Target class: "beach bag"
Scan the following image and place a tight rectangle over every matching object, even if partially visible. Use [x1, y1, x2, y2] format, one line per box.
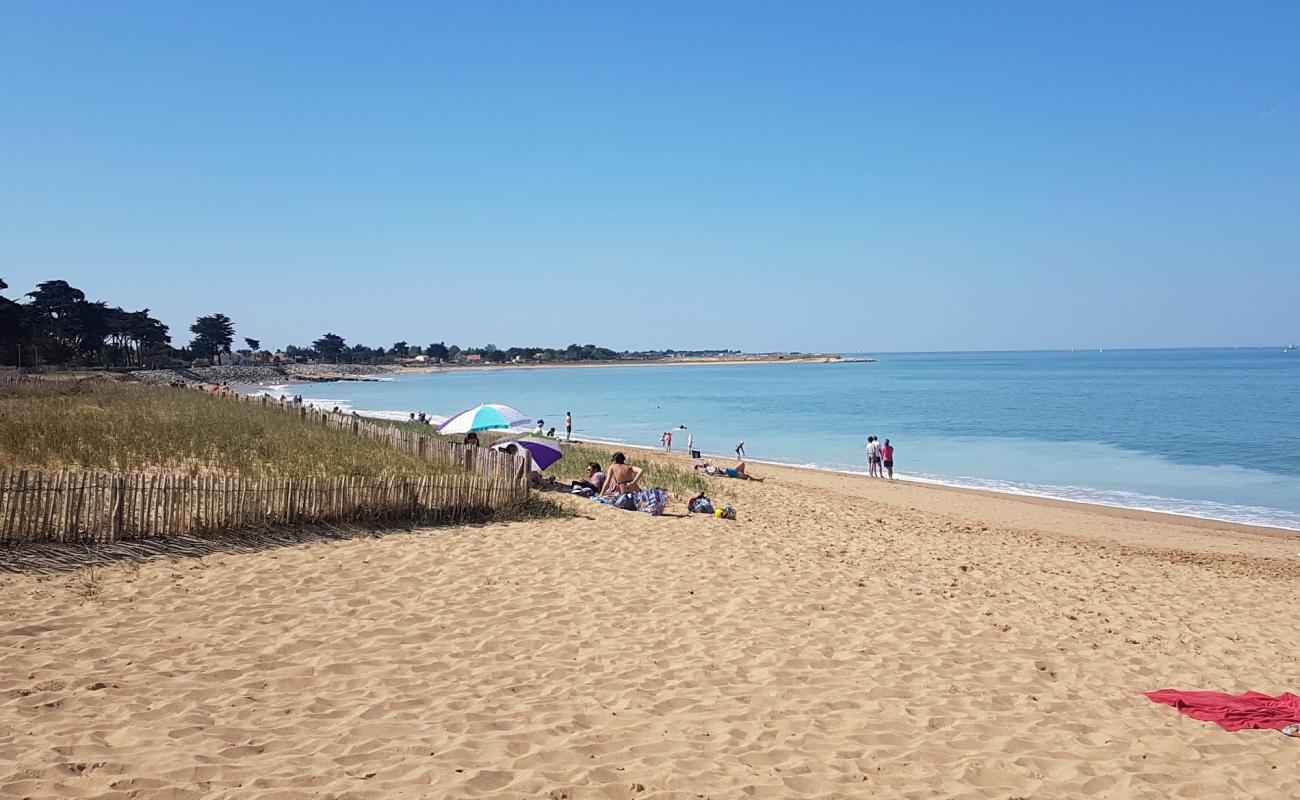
[612, 492, 639, 511]
[689, 496, 714, 514]
[638, 488, 669, 516]
[714, 505, 736, 520]
[690, 449, 702, 459]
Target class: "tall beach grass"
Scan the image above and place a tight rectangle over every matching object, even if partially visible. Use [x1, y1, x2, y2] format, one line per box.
[0, 380, 460, 478]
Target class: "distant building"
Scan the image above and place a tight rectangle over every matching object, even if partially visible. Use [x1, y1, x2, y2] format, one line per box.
[466, 354, 482, 363]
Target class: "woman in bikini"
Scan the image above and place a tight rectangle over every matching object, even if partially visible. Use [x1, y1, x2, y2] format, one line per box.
[600, 452, 643, 496]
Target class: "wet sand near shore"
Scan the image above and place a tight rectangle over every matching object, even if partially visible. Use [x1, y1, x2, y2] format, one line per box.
[2, 457, 1297, 798]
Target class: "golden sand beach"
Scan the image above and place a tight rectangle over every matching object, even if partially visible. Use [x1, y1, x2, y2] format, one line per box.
[2, 454, 1298, 798]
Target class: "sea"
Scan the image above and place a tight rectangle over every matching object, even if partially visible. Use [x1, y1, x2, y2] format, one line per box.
[265, 348, 1300, 531]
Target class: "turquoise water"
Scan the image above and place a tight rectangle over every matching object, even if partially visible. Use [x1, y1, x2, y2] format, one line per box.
[275, 349, 1300, 530]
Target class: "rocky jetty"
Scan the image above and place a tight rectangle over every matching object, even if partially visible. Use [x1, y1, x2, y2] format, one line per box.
[130, 363, 404, 387]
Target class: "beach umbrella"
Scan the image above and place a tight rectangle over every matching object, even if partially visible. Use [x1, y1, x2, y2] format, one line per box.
[492, 436, 564, 471]
[436, 403, 530, 434]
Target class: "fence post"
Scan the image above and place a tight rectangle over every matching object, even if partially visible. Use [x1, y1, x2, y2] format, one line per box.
[109, 475, 125, 541]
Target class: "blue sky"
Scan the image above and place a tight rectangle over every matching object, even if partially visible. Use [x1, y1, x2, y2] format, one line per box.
[2, 1, 1297, 353]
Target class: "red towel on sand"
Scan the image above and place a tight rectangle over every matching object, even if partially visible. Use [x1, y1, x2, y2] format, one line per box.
[1145, 690, 1300, 731]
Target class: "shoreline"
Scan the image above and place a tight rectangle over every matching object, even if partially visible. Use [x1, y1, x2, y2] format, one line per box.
[396, 354, 868, 374]
[567, 435, 1300, 537]
[228, 378, 1300, 536]
[127, 355, 870, 388]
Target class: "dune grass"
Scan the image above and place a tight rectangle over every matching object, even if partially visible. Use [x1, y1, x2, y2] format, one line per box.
[0, 379, 462, 478]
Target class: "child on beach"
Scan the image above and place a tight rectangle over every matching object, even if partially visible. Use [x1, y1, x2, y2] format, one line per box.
[735, 440, 745, 458]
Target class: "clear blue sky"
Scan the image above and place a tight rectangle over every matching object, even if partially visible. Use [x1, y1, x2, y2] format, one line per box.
[2, 1, 1297, 353]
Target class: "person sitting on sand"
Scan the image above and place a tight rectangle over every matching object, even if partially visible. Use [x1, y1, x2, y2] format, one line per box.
[694, 460, 765, 481]
[600, 452, 643, 496]
[570, 462, 605, 494]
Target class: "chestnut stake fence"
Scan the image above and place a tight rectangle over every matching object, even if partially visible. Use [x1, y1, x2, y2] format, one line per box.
[0, 392, 532, 544]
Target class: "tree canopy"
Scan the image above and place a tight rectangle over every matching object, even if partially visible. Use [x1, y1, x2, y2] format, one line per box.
[189, 314, 236, 362]
[1, 276, 678, 370]
[1, 278, 174, 368]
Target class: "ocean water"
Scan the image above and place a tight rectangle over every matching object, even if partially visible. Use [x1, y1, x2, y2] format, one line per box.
[273, 349, 1300, 530]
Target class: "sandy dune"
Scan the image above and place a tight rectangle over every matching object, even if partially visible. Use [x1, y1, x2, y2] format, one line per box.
[2, 460, 1298, 798]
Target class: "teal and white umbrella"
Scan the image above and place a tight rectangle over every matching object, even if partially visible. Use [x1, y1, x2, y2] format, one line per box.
[437, 403, 530, 434]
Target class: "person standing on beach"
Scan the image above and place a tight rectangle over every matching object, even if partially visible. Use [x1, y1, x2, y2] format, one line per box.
[866, 436, 880, 477]
[881, 438, 895, 479]
[687, 432, 695, 454]
[736, 440, 745, 458]
[665, 431, 673, 452]
[565, 411, 573, 441]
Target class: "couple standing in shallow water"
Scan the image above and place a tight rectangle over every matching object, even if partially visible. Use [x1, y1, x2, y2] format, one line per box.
[866, 436, 894, 479]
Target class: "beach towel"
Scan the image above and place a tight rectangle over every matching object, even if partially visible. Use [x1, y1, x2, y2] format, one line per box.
[638, 488, 669, 516]
[1144, 690, 1300, 731]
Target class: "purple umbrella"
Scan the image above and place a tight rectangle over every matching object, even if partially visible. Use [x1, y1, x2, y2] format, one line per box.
[491, 436, 564, 471]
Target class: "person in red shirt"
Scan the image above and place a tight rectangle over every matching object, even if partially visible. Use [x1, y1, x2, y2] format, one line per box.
[881, 439, 895, 479]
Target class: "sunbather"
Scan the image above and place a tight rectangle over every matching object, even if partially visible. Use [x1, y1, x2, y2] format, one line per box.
[694, 460, 765, 481]
[600, 452, 643, 496]
[570, 462, 606, 494]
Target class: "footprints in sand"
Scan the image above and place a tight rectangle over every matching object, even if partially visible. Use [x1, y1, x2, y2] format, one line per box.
[2, 471, 1299, 798]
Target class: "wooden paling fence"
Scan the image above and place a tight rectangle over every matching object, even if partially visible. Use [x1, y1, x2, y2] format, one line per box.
[0, 469, 527, 544]
[0, 389, 532, 544]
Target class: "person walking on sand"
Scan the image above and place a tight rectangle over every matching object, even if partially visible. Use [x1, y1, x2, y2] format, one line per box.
[881, 438, 895, 479]
[735, 440, 745, 458]
[866, 436, 881, 477]
[564, 411, 573, 441]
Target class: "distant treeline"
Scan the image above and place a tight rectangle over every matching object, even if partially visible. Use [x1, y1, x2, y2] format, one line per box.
[0, 277, 734, 369]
